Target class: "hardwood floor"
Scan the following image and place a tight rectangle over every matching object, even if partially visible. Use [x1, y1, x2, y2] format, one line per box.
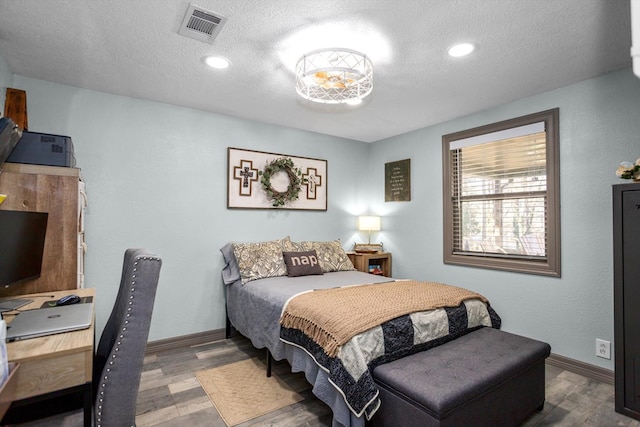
[7, 335, 640, 427]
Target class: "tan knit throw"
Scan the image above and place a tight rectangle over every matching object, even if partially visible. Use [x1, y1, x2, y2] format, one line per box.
[280, 280, 488, 357]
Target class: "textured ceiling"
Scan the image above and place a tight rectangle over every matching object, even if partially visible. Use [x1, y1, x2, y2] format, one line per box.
[0, 0, 633, 142]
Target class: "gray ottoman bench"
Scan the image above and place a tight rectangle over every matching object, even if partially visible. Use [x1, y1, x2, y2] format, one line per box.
[370, 327, 550, 427]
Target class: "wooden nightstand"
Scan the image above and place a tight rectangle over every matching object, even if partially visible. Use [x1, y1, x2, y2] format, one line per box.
[348, 252, 392, 277]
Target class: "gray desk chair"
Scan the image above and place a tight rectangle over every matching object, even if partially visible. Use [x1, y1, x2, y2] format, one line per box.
[93, 249, 162, 427]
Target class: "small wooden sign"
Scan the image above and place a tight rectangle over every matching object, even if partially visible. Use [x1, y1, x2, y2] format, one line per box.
[4, 88, 28, 131]
[385, 159, 411, 202]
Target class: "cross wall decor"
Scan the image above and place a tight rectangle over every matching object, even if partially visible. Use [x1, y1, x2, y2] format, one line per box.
[227, 147, 327, 210]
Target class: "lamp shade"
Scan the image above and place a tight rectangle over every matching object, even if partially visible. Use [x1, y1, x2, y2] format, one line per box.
[358, 216, 381, 232]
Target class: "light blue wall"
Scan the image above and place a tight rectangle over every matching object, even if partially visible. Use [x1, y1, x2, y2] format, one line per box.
[369, 68, 640, 370]
[0, 53, 13, 110]
[11, 75, 373, 342]
[6, 62, 640, 370]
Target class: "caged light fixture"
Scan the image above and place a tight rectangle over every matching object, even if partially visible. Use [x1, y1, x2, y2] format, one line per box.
[295, 48, 373, 105]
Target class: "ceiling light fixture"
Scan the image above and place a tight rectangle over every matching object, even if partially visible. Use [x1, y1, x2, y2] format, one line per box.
[205, 56, 230, 69]
[295, 48, 373, 105]
[448, 43, 475, 58]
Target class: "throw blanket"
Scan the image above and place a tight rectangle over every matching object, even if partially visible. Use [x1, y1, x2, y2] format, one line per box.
[280, 280, 501, 419]
[280, 280, 487, 358]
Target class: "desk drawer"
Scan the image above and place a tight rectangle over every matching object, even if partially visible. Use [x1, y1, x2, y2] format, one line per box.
[15, 351, 90, 400]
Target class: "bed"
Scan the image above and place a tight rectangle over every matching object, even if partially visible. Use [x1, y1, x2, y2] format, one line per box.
[221, 237, 501, 427]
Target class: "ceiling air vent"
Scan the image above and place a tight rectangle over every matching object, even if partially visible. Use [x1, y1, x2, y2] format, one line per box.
[178, 4, 227, 44]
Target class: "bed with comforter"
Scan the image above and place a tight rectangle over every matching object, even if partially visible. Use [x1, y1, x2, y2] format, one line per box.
[221, 237, 501, 427]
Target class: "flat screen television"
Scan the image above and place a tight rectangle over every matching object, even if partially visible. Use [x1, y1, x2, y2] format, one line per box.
[0, 210, 48, 310]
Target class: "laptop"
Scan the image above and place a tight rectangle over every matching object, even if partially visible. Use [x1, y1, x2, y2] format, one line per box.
[5, 303, 93, 342]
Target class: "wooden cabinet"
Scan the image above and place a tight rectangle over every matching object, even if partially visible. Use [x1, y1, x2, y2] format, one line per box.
[0, 163, 86, 295]
[613, 182, 640, 421]
[348, 252, 392, 277]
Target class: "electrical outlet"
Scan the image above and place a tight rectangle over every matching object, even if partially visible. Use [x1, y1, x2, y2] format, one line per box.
[596, 339, 611, 359]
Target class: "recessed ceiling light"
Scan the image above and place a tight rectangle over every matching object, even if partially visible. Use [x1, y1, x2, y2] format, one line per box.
[205, 56, 231, 69]
[448, 43, 475, 58]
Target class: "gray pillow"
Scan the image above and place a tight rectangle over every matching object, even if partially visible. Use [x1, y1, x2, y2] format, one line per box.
[220, 243, 241, 285]
[283, 250, 324, 277]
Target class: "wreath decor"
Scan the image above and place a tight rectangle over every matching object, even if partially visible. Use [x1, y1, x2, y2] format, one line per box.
[259, 157, 305, 207]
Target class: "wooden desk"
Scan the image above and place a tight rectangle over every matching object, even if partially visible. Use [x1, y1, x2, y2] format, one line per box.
[3, 288, 94, 426]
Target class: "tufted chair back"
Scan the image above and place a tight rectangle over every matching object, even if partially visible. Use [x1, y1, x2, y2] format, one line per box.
[93, 249, 162, 427]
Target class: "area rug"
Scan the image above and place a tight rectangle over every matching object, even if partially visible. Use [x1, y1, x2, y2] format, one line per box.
[196, 358, 304, 426]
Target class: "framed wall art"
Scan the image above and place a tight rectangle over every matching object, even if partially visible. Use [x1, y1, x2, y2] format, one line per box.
[227, 147, 327, 210]
[385, 158, 411, 202]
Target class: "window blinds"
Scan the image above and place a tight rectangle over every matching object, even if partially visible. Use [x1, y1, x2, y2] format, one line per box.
[450, 126, 548, 259]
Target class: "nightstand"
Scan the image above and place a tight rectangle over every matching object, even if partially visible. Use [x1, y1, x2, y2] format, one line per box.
[347, 252, 392, 277]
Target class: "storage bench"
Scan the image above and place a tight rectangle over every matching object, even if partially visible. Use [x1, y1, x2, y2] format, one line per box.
[370, 327, 550, 427]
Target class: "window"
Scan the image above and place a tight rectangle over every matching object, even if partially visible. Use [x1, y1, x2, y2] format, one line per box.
[442, 108, 560, 276]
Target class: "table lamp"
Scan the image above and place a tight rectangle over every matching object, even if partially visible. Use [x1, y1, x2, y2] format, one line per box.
[358, 216, 381, 244]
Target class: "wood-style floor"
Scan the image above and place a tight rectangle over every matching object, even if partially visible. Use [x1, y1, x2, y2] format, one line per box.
[7, 335, 640, 427]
